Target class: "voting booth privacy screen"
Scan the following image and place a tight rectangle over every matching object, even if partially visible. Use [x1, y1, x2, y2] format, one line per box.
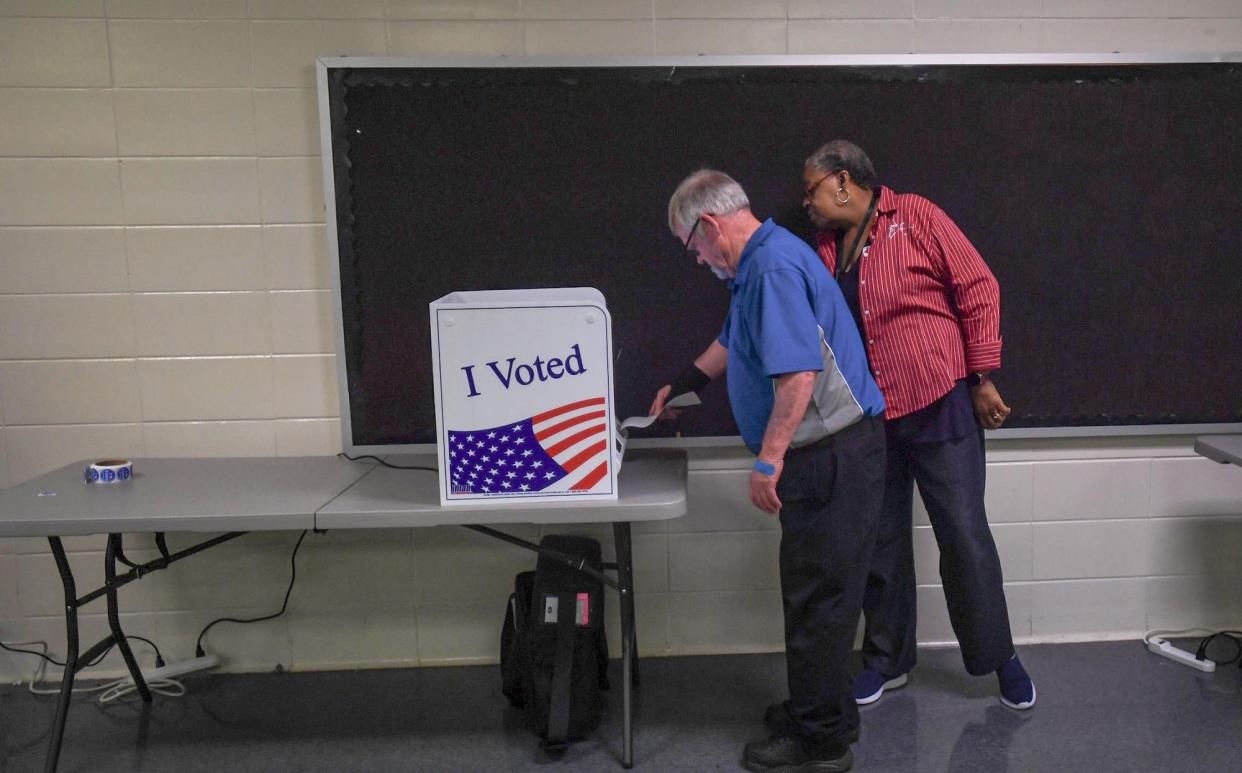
[429, 288, 619, 505]
[320, 57, 1242, 452]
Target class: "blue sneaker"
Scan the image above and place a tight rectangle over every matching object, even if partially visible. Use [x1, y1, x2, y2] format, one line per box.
[852, 670, 908, 705]
[997, 655, 1036, 710]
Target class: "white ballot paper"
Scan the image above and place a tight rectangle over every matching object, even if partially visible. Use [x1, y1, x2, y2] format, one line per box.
[613, 391, 702, 468]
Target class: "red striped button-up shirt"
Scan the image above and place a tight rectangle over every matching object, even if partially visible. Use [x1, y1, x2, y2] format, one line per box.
[815, 186, 1002, 420]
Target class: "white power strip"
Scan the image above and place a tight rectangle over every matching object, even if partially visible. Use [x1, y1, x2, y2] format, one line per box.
[128, 654, 221, 685]
[1146, 637, 1216, 673]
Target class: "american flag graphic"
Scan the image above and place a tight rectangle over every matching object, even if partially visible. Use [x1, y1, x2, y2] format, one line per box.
[447, 396, 611, 495]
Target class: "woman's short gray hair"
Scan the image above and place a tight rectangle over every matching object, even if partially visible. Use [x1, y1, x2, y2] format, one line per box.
[667, 169, 751, 234]
[805, 139, 878, 189]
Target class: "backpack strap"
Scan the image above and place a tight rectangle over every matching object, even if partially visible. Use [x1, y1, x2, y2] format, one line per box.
[543, 591, 577, 750]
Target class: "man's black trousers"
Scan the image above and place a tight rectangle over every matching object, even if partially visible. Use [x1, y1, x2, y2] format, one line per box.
[776, 414, 886, 750]
[862, 426, 1015, 677]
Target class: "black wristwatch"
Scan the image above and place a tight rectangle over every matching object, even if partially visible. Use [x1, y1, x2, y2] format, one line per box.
[967, 372, 989, 388]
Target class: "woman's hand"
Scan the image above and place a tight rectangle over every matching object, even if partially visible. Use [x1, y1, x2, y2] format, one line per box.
[972, 381, 1011, 429]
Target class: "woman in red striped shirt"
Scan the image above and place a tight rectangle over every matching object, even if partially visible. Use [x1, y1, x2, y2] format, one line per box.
[801, 139, 1035, 710]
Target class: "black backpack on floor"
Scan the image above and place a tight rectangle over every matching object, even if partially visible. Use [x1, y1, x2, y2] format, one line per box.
[501, 534, 610, 751]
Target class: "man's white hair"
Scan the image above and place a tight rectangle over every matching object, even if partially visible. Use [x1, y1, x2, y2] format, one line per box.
[667, 169, 750, 234]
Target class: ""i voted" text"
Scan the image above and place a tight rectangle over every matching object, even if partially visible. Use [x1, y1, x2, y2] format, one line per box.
[461, 343, 587, 397]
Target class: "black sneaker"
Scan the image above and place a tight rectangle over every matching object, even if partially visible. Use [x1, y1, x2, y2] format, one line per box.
[742, 734, 853, 773]
[762, 702, 859, 745]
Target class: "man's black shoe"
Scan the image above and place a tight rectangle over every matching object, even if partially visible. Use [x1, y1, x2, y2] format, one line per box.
[762, 703, 859, 745]
[741, 734, 853, 773]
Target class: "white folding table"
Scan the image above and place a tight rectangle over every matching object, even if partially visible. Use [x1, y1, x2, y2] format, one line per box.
[318, 450, 687, 768]
[0, 450, 687, 772]
[1194, 435, 1242, 467]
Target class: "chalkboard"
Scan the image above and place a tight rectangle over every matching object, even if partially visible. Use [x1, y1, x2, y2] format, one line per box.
[320, 57, 1242, 450]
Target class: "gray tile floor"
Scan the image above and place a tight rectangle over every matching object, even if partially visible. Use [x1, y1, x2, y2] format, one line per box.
[2, 640, 1240, 772]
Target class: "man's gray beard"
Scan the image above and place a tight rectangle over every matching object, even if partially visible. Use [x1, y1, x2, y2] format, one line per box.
[710, 265, 732, 280]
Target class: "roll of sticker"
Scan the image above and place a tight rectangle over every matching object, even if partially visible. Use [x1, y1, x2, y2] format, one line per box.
[84, 459, 134, 484]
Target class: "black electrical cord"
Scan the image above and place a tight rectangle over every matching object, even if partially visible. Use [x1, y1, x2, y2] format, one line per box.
[0, 634, 162, 669]
[194, 529, 308, 658]
[1195, 630, 1242, 667]
[124, 635, 165, 667]
[337, 451, 437, 472]
[0, 640, 98, 668]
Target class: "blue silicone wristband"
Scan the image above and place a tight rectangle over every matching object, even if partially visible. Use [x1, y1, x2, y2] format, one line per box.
[753, 459, 777, 476]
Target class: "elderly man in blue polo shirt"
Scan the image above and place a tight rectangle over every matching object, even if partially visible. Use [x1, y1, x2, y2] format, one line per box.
[650, 169, 887, 773]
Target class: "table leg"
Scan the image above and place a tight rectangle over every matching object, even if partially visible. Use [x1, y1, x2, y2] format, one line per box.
[611, 521, 639, 682]
[612, 521, 636, 768]
[105, 534, 151, 702]
[46, 537, 79, 773]
[39, 530, 247, 772]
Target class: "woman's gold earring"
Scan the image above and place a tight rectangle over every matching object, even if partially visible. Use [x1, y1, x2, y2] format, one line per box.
[834, 187, 850, 206]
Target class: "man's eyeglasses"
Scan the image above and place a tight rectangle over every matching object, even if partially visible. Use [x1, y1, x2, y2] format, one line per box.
[682, 216, 702, 258]
[803, 172, 834, 201]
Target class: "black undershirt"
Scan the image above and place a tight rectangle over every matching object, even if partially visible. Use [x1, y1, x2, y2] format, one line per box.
[835, 240, 869, 359]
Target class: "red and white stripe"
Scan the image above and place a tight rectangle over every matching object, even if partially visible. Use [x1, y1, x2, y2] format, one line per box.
[532, 396, 611, 492]
[815, 186, 1003, 419]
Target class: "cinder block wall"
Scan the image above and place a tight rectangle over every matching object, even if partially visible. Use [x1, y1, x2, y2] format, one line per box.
[2, 0, 1241, 682]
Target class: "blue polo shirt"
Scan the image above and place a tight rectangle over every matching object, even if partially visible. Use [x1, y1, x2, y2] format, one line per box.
[718, 219, 885, 453]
